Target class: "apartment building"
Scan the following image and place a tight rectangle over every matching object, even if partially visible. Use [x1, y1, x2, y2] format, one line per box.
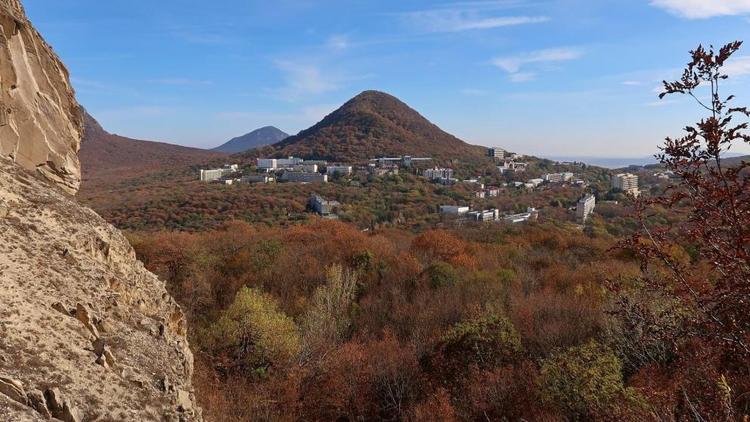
[424, 167, 454, 180]
[257, 158, 278, 170]
[504, 207, 539, 224]
[439, 205, 470, 215]
[543, 172, 574, 183]
[498, 161, 527, 174]
[309, 194, 340, 216]
[241, 175, 274, 184]
[576, 194, 596, 223]
[611, 173, 640, 196]
[467, 209, 499, 222]
[199, 164, 239, 182]
[488, 147, 506, 160]
[327, 165, 353, 176]
[280, 172, 328, 183]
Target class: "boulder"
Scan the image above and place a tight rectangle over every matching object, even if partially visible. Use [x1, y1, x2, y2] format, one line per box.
[0, 376, 26, 404]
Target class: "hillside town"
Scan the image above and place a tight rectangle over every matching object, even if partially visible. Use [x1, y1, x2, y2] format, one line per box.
[195, 145, 645, 227]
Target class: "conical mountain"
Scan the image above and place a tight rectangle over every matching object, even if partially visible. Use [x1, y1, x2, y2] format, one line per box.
[213, 126, 289, 153]
[271, 90, 486, 162]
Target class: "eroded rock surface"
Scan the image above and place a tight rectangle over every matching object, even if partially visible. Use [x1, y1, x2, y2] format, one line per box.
[0, 1, 201, 419]
[0, 0, 83, 194]
[0, 158, 201, 420]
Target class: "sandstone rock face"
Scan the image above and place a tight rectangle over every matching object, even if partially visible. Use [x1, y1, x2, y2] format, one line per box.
[0, 0, 83, 194]
[0, 1, 201, 419]
[0, 158, 202, 421]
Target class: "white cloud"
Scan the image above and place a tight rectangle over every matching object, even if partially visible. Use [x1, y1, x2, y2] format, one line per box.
[651, 0, 750, 19]
[271, 61, 340, 101]
[327, 35, 350, 51]
[492, 48, 583, 81]
[509, 72, 536, 82]
[622, 80, 642, 86]
[402, 2, 548, 33]
[493, 48, 582, 73]
[724, 55, 750, 77]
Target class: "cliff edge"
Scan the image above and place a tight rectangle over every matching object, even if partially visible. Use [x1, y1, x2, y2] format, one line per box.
[0, 0, 82, 194]
[0, 1, 201, 420]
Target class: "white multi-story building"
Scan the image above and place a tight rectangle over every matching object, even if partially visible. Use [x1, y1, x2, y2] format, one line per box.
[200, 169, 225, 182]
[369, 163, 400, 176]
[440, 205, 470, 215]
[257, 158, 278, 170]
[488, 147, 506, 160]
[327, 165, 353, 176]
[528, 178, 544, 187]
[309, 194, 340, 215]
[278, 156, 305, 167]
[199, 164, 239, 182]
[241, 175, 274, 184]
[504, 207, 539, 224]
[576, 194, 596, 223]
[302, 164, 319, 173]
[498, 161, 527, 174]
[611, 173, 640, 196]
[468, 209, 499, 222]
[543, 172, 574, 183]
[424, 167, 454, 181]
[280, 172, 327, 183]
[437, 177, 458, 185]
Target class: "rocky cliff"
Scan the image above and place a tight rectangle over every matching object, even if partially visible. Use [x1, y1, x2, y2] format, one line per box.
[0, 1, 201, 420]
[0, 0, 82, 194]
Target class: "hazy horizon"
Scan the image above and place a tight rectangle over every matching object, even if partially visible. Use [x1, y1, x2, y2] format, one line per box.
[26, 0, 750, 157]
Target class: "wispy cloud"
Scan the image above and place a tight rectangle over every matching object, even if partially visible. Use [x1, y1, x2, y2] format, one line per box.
[650, 0, 750, 19]
[269, 58, 374, 102]
[509, 72, 536, 82]
[622, 80, 642, 86]
[492, 48, 583, 82]
[402, 1, 548, 33]
[271, 61, 340, 101]
[724, 55, 750, 77]
[327, 34, 350, 51]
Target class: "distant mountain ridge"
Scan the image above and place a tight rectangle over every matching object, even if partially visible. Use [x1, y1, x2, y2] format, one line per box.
[213, 126, 289, 153]
[546, 152, 749, 169]
[254, 90, 487, 163]
[79, 111, 226, 190]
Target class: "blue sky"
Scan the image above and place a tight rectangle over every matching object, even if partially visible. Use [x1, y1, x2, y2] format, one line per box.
[24, 0, 750, 157]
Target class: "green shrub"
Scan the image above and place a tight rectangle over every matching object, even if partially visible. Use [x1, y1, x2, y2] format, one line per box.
[207, 287, 300, 375]
[439, 314, 522, 367]
[539, 340, 630, 418]
[426, 261, 459, 289]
